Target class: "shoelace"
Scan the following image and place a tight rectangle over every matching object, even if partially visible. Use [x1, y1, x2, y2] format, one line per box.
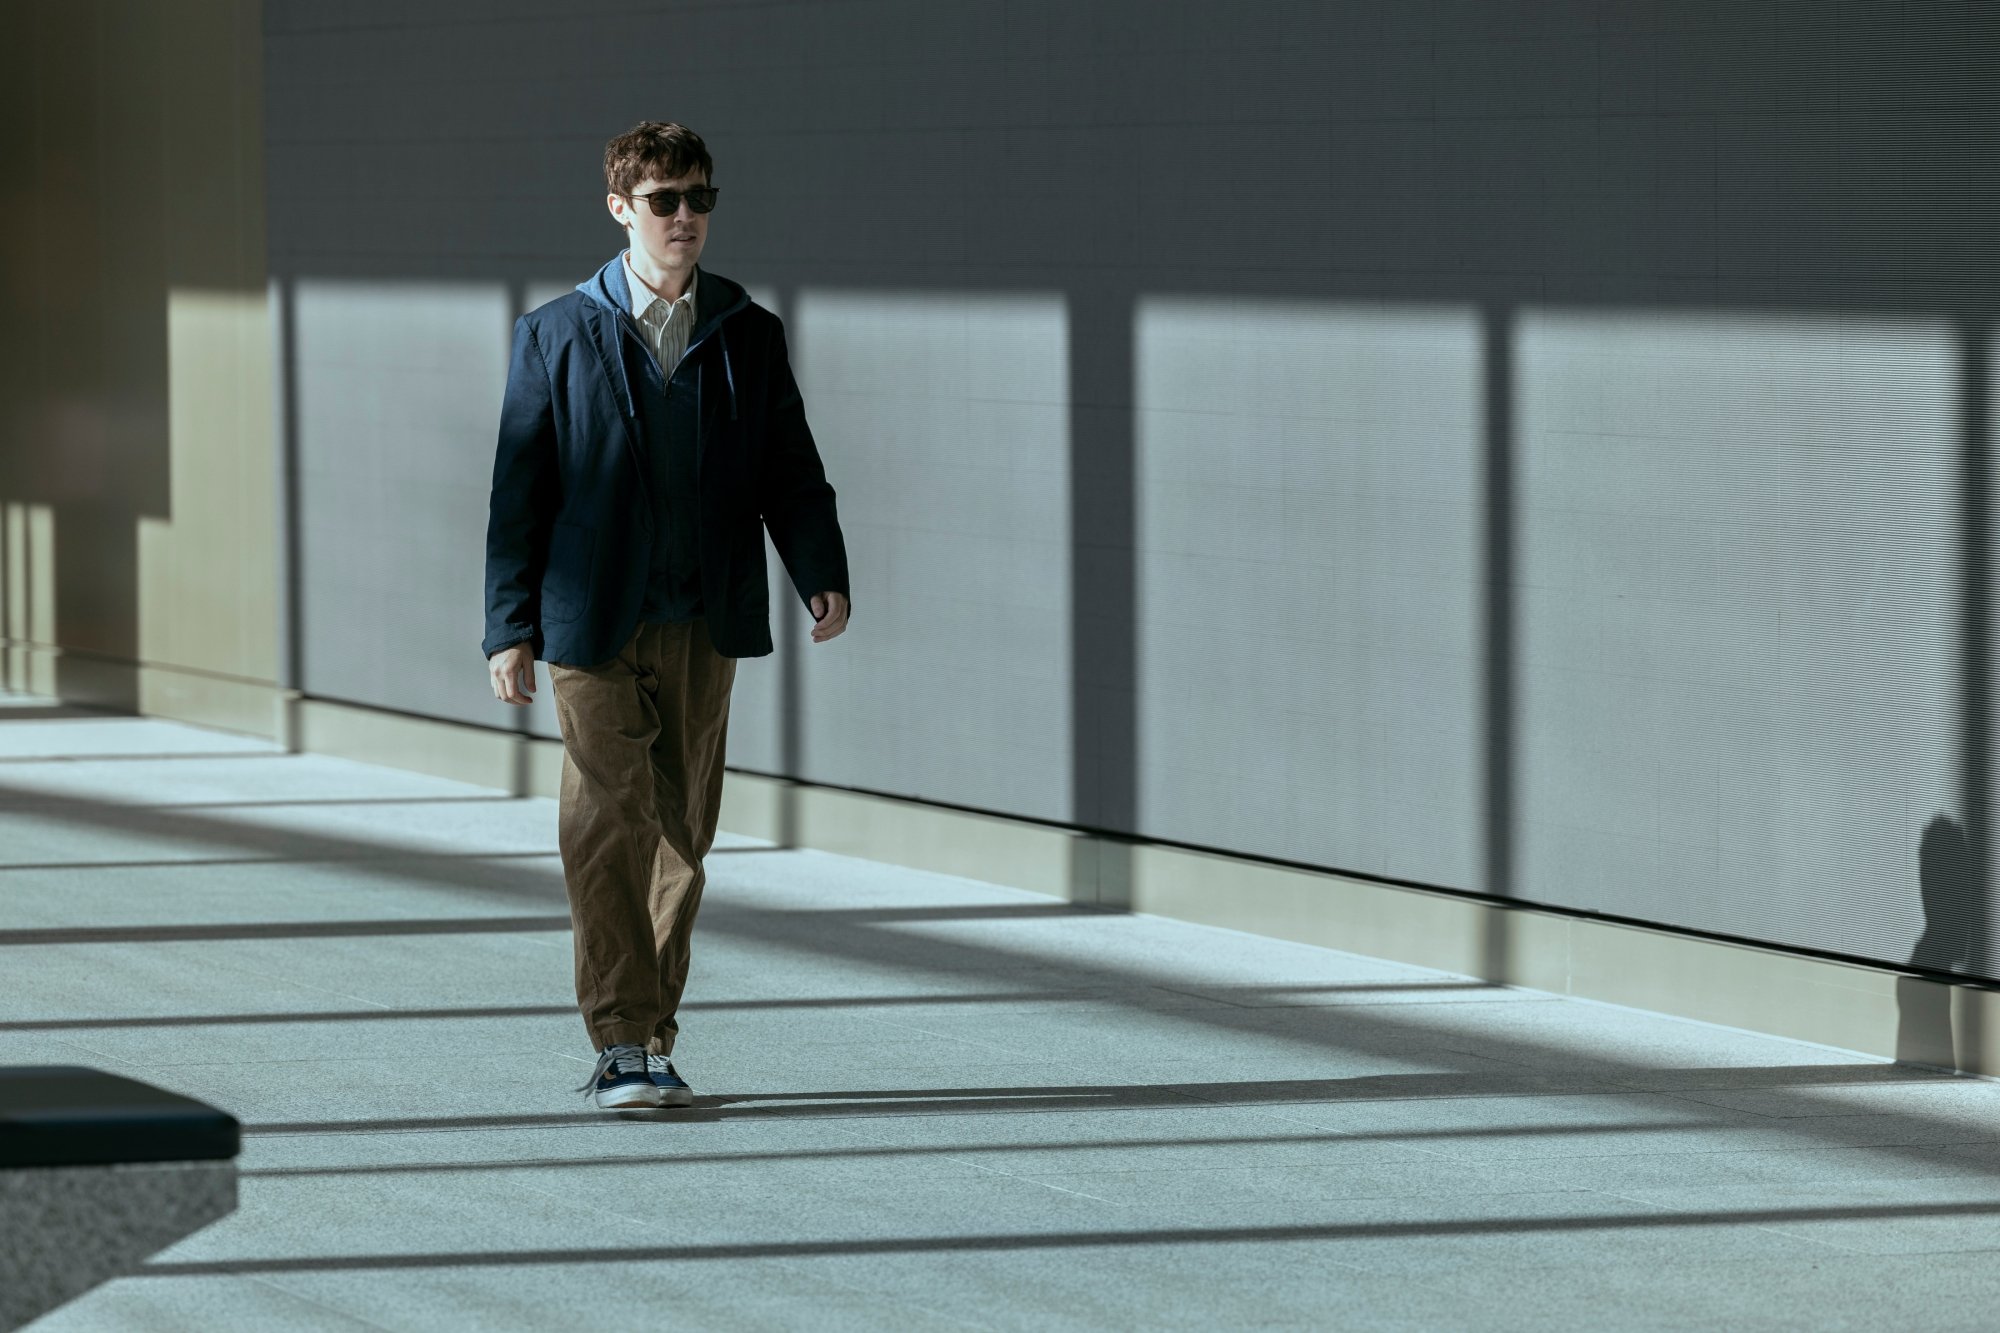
[576, 1044, 649, 1095]
[646, 1053, 678, 1080]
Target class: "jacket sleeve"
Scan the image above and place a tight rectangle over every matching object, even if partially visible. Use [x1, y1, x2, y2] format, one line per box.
[481, 316, 559, 659]
[757, 315, 852, 612]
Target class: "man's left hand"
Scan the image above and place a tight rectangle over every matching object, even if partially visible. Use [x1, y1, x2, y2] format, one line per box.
[809, 591, 849, 643]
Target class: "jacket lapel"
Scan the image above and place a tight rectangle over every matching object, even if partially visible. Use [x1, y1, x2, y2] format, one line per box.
[690, 268, 726, 481]
[578, 300, 656, 522]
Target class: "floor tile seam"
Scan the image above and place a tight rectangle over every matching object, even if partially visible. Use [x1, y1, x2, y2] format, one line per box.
[447, 1211, 950, 1291]
[1008, 1175, 1624, 1209]
[1790, 1239, 2000, 1259]
[560, 1128, 1379, 1171]
[1647, 1088, 2000, 1121]
[1658, 1098, 2000, 1124]
[49, 1030, 588, 1066]
[999, 1155, 1580, 1184]
[232, 1158, 1006, 1185]
[714, 1104, 1233, 1127]
[801, 1093, 1274, 1135]
[148, 944, 556, 1008]
[1231, 1082, 1692, 1103]
[1142, 979, 1512, 1003]
[1576, 1179, 2000, 1207]
[774, 1208, 1386, 1279]
[800, 1011, 1066, 1056]
[885, 1164, 1427, 1274]
[1201, 994, 1567, 1013]
[1548, 1184, 1992, 1257]
[58, 1056, 1984, 1128]
[247, 1272, 401, 1331]
[14, 1020, 585, 1044]
[0, 850, 565, 871]
[0, 795, 515, 814]
[0, 927, 572, 964]
[507, 1174, 738, 1247]
[644, 1122, 1375, 1167]
[1154, 998, 1564, 1013]
[0, 756, 290, 768]
[1475, 1142, 2000, 1184]
[1528, 1136, 2000, 1160]
[119, 1037, 611, 1066]
[492, 1172, 1012, 1266]
[1210, 1103, 1791, 1151]
[1683, 1118, 2000, 1150]
[244, 1121, 641, 1144]
[1599, 1072, 1969, 1091]
[1176, 1086, 1765, 1129]
[738, 1024, 1196, 1088]
[906, 1151, 1635, 1206]
[953, 1161, 1135, 1208]
[1617, 1213, 1948, 1261]
[748, 1256, 1003, 1333]
[22, 1034, 160, 1073]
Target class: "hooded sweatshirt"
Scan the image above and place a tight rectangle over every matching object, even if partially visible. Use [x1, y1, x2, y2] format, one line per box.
[574, 251, 751, 625]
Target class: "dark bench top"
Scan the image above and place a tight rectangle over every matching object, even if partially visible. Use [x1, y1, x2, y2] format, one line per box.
[0, 1066, 240, 1169]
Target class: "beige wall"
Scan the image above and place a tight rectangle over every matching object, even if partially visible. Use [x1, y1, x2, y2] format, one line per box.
[0, 0, 277, 734]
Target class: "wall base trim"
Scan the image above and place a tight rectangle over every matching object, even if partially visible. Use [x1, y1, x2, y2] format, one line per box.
[716, 768, 2000, 1079]
[11, 671, 1992, 1079]
[3, 642, 284, 741]
[281, 695, 560, 796]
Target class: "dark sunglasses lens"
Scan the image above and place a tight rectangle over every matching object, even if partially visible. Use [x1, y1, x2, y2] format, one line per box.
[641, 189, 715, 215]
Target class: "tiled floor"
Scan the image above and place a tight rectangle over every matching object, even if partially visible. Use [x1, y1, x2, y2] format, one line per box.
[6, 693, 2000, 1330]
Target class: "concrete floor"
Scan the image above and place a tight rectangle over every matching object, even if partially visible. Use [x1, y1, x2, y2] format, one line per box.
[7, 693, 2000, 1331]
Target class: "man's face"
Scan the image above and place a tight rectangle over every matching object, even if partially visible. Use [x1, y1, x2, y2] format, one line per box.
[607, 168, 710, 274]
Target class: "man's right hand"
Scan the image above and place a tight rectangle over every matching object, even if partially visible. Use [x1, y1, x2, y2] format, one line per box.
[489, 644, 537, 705]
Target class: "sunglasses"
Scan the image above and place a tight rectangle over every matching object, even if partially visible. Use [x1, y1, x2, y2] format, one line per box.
[623, 186, 720, 216]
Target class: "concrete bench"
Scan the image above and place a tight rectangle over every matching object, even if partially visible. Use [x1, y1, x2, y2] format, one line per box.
[0, 1066, 240, 1330]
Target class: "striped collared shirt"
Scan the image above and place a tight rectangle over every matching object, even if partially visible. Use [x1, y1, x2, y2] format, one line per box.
[623, 252, 697, 377]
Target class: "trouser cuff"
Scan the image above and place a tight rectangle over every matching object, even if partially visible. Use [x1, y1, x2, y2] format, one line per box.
[592, 1024, 652, 1050]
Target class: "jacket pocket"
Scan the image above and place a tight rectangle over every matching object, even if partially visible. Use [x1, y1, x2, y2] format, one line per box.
[540, 521, 594, 624]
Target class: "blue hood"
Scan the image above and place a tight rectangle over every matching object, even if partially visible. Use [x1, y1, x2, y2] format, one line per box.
[577, 251, 751, 421]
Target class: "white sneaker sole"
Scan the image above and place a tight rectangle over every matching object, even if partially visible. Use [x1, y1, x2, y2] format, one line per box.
[594, 1084, 667, 1110]
[654, 1085, 694, 1108]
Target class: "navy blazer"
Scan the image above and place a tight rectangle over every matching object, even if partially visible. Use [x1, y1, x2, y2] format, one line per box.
[482, 255, 851, 666]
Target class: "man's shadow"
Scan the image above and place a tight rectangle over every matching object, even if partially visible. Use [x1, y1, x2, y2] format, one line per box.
[1895, 812, 1988, 1071]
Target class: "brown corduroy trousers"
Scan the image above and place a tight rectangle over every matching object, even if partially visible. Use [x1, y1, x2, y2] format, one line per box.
[547, 618, 737, 1056]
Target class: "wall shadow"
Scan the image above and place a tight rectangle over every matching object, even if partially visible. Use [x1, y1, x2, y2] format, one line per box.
[3, 773, 1989, 1178]
[1068, 285, 1137, 908]
[0, 914, 574, 947]
[1957, 318, 1995, 1010]
[1481, 300, 1516, 979]
[0, 702, 132, 721]
[2, 3, 268, 715]
[140, 1197, 2000, 1277]
[1897, 812, 1989, 1070]
[130, 2, 2000, 986]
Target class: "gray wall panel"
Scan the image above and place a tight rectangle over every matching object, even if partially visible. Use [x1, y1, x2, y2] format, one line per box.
[267, 1, 2000, 979]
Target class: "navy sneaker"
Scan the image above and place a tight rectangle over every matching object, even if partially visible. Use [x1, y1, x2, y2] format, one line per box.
[646, 1053, 695, 1107]
[577, 1044, 665, 1110]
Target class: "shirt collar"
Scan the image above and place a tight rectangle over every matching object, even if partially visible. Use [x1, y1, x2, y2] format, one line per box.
[623, 250, 697, 322]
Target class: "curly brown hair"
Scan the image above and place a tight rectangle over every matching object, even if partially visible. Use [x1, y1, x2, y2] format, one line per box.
[603, 121, 713, 197]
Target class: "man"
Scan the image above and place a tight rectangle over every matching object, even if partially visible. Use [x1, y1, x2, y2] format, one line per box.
[482, 121, 851, 1111]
